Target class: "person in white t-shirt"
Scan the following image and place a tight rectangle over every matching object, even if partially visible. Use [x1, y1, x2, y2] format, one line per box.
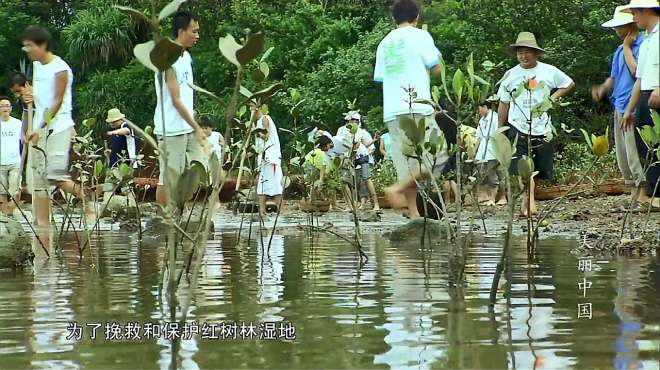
[621, 1, 660, 208]
[497, 32, 575, 217]
[200, 116, 225, 168]
[154, 11, 207, 207]
[374, 0, 447, 219]
[0, 97, 23, 215]
[251, 101, 285, 218]
[19, 26, 96, 229]
[473, 101, 504, 206]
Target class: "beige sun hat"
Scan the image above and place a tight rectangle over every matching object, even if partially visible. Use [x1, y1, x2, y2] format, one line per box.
[508, 32, 545, 53]
[621, 0, 659, 13]
[105, 108, 125, 123]
[602, 6, 636, 27]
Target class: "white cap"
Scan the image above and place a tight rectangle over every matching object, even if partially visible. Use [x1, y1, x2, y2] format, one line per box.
[601, 6, 635, 28]
[343, 110, 361, 121]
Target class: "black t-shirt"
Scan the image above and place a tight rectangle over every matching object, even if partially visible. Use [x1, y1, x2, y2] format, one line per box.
[108, 122, 134, 167]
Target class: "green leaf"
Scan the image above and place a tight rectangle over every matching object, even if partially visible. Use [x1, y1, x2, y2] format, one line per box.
[482, 60, 495, 72]
[158, 0, 187, 21]
[236, 32, 264, 65]
[639, 126, 658, 148]
[94, 160, 105, 178]
[240, 85, 254, 99]
[259, 61, 270, 79]
[133, 41, 158, 73]
[251, 69, 265, 83]
[119, 162, 133, 179]
[82, 118, 95, 129]
[44, 109, 53, 126]
[580, 128, 593, 149]
[439, 55, 447, 89]
[431, 85, 441, 104]
[399, 116, 422, 144]
[188, 82, 223, 103]
[467, 53, 474, 84]
[190, 160, 209, 187]
[491, 131, 514, 168]
[652, 110, 660, 128]
[249, 82, 284, 103]
[452, 69, 465, 102]
[114, 5, 152, 28]
[218, 34, 241, 67]
[261, 46, 275, 62]
[150, 37, 184, 71]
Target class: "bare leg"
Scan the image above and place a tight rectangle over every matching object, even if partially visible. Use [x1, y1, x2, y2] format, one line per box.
[520, 178, 538, 216]
[0, 194, 7, 215]
[156, 185, 167, 207]
[385, 175, 416, 210]
[366, 180, 380, 211]
[57, 180, 96, 220]
[257, 194, 267, 216]
[273, 195, 284, 214]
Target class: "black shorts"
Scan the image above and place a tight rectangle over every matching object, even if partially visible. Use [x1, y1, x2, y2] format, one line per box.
[507, 125, 554, 181]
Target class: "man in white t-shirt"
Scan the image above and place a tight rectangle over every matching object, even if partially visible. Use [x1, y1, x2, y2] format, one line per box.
[0, 97, 23, 215]
[497, 31, 575, 216]
[621, 0, 660, 208]
[154, 11, 207, 207]
[19, 26, 96, 230]
[373, 0, 447, 219]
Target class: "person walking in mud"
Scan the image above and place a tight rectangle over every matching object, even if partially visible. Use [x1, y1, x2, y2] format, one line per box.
[497, 31, 575, 217]
[18, 26, 97, 235]
[374, 0, 448, 219]
[621, 0, 660, 208]
[153, 11, 207, 208]
[592, 6, 646, 205]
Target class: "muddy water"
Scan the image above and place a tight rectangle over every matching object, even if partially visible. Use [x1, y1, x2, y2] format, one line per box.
[0, 232, 658, 369]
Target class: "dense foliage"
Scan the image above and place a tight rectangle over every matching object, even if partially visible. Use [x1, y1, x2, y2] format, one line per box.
[0, 0, 623, 147]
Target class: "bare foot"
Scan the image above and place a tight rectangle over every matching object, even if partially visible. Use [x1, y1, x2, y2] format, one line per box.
[496, 198, 508, 206]
[385, 185, 407, 210]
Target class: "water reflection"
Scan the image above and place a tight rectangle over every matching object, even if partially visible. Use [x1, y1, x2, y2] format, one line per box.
[0, 231, 657, 369]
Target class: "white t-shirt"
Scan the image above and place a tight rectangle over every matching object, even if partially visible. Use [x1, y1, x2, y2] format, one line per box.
[0, 117, 23, 166]
[474, 111, 498, 162]
[255, 115, 281, 166]
[497, 62, 573, 136]
[154, 51, 194, 136]
[32, 56, 75, 134]
[637, 23, 659, 91]
[374, 26, 441, 122]
[207, 131, 224, 160]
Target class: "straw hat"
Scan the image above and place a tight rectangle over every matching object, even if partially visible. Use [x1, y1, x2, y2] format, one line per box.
[105, 108, 125, 123]
[602, 6, 636, 27]
[621, 0, 659, 13]
[508, 32, 545, 53]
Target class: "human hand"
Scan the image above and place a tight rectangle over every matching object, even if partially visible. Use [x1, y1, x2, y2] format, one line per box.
[623, 31, 636, 48]
[21, 86, 33, 105]
[648, 88, 660, 109]
[106, 131, 114, 137]
[194, 128, 210, 153]
[26, 130, 39, 144]
[622, 110, 634, 132]
[590, 85, 604, 102]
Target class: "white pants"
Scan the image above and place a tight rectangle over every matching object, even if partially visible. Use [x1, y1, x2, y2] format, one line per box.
[257, 162, 283, 196]
[613, 111, 644, 186]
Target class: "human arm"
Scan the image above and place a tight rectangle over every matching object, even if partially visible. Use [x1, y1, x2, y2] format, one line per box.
[623, 79, 642, 131]
[107, 127, 131, 136]
[164, 68, 205, 144]
[591, 78, 614, 102]
[497, 102, 509, 127]
[623, 31, 639, 76]
[379, 138, 387, 158]
[649, 87, 660, 109]
[550, 82, 575, 102]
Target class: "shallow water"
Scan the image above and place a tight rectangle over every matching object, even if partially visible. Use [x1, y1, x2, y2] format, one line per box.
[0, 231, 658, 369]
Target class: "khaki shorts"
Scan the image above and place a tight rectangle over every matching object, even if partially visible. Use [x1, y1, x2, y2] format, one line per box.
[386, 114, 449, 181]
[157, 132, 204, 186]
[29, 127, 74, 193]
[0, 164, 21, 196]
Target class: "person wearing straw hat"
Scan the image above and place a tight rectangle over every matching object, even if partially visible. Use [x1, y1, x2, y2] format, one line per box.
[497, 31, 575, 217]
[592, 6, 645, 201]
[105, 108, 137, 169]
[621, 0, 660, 208]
